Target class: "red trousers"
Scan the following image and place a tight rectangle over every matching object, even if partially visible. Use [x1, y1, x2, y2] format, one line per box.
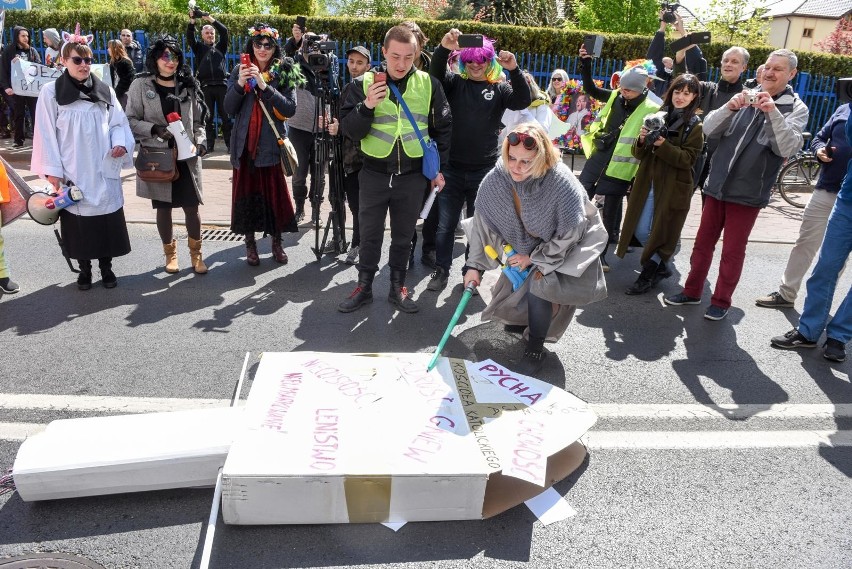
[682, 195, 761, 309]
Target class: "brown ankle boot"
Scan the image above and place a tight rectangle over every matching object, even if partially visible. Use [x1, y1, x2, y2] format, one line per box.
[245, 236, 260, 266]
[163, 239, 179, 273]
[271, 237, 288, 264]
[188, 237, 208, 274]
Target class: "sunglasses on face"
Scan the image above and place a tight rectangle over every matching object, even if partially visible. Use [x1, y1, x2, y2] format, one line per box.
[551, 77, 564, 82]
[69, 56, 93, 65]
[159, 51, 178, 62]
[464, 57, 488, 65]
[253, 40, 274, 50]
[507, 131, 537, 150]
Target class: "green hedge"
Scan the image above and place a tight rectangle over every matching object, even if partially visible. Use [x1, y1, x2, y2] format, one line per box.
[7, 10, 850, 76]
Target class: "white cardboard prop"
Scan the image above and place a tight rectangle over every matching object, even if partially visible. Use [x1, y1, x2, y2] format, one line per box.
[13, 353, 597, 525]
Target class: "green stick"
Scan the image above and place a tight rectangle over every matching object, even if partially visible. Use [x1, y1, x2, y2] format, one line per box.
[426, 283, 477, 372]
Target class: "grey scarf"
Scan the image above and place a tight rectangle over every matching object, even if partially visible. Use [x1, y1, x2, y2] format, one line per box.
[474, 160, 587, 256]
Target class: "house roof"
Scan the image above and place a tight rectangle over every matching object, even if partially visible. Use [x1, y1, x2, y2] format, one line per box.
[760, 0, 852, 19]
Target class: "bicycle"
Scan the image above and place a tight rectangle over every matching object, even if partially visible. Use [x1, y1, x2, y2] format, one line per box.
[774, 132, 822, 209]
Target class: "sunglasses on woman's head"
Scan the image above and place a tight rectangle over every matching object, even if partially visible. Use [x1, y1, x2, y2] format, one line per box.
[253, 40, 274, 50]
[507, 131, 537, 150]
[159, 51, 178, 62]
[69, 56, 93, 65]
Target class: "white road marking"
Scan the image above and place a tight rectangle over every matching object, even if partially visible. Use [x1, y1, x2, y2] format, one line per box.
[583, 430, 852, 449]
[0, 393, 229, 413]
[0, 422, 46, 441]
[588, 403, 852, 419]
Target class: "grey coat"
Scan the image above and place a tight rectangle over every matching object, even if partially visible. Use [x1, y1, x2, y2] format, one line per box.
[224, 66, 298, 169]
[126, 75, 206, 203]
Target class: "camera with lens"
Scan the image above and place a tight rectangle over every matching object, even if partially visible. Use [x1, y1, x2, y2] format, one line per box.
[661, 2, 680, 24]
[188, 0, 208, 18]
[303, 32, 338, 73]
[643, 111, 667, 146]
[744, 89, 759, 105]
[593, 130, 619, 152]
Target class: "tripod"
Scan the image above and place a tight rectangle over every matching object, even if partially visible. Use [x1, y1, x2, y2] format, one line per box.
[310, 83, 348, 261]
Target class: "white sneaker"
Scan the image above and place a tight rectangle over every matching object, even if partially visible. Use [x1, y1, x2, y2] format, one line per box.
[344, 245, 359, 265]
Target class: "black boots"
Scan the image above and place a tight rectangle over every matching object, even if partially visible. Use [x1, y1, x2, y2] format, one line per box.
[77, 260, 92, 290]
[338, 270, 374, 313]
[515, 336, 547, 376]
[388, 269, 419, 313]
[626, 260, 659, 295]
[294, 199, 305, 224]
[99, 257, 117, 289]
[652, 260, 672, 286]
[79, 259, 118, 290]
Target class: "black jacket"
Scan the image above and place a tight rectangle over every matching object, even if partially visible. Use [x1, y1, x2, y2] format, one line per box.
[110, 57, 136, 99]
[340, 64, 452, 176]
[430, 45, 531, 170]
[0, 27, 41, 91]
[186, 20, 229, 86]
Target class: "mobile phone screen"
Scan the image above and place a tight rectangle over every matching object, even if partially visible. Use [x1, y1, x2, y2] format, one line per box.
[458, 34, 484, 48]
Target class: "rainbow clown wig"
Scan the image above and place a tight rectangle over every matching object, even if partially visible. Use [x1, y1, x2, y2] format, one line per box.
[455, 36, 503, 83]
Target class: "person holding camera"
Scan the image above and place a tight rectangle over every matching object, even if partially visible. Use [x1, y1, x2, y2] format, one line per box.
[126, 36, 209, 275]
[225, 23, 304, 266]
[337, 24, 452, 314]
[757, 100, 850, 309]
[426, 29, 531, 294]
[615, 73, 704, 295]
[664, 50, 809, 320]
[577, 49, 661, 272]
[187, 7, 231, 153]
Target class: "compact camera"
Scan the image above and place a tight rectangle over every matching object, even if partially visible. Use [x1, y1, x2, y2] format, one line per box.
[744, 89, 759, 105]
[661, 2, 680, 24]
[643, 111, 667, 146]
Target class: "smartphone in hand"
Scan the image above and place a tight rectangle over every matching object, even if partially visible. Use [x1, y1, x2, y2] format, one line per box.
[374, 72, 387, 83]
[458, 34, 484, 48]
[241, 53, 251, 67]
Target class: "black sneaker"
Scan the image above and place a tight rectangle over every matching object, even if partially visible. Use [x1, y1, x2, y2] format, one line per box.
[664, 292, 701, 306]
[12, 141, 23, 148]
[0, 277, 20, 294]
[426, 267, 449, 292]
[771, 329, 817, 349]
[77, 271, 92, 291]
[823, 338, 846, 362]
[756, 291, 794, 308]
[704, 305, 728, 321]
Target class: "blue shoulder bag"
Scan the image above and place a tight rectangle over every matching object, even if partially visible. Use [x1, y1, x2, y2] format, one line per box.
[387, 81, 441, 180]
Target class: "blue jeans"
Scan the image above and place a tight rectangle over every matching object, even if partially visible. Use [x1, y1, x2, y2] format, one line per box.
[636, 186, 661, 263]
[798, 197, 852, 343]
[435, 164, 492, 272]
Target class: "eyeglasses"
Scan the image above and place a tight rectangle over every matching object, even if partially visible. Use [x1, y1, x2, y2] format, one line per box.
[551, 77, 565, 82]
[507, 131, 537, 150]
[464, 57, 488, 65]
[253, 40, 274, 50]
[69, 56, 93, 65]
[159, 51, 178, 62]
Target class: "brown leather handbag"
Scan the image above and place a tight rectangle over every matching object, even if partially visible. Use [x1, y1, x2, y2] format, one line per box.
[135, 147, 179, 183]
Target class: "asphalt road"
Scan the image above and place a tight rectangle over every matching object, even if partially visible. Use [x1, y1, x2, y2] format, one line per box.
[0, 220, 850, 569]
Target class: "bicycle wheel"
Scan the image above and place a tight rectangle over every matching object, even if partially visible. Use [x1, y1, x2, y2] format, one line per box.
[777, 156, 820, 208]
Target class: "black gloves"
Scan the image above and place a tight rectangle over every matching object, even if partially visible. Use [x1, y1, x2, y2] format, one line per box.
[151, 124, 174, 141]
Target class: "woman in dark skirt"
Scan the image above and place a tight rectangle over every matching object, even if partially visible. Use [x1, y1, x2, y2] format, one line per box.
[31, 32, 133, 290]
[125, 36, 208, 274]
[224, 23, 304, 265]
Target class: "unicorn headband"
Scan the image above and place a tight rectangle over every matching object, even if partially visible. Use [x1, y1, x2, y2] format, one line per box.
[62, 23, 93, 46]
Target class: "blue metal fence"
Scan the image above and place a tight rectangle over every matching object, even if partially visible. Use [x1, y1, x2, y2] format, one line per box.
[6, 27, 842, 139]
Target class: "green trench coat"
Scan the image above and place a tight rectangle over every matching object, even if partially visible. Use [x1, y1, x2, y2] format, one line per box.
[615, 118, 704, 265]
